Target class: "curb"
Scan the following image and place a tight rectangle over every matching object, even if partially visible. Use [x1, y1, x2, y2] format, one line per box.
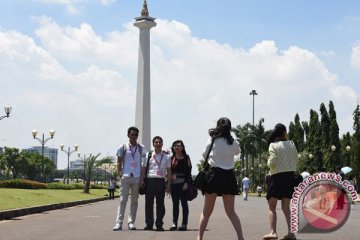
[0, 196, 116, 221]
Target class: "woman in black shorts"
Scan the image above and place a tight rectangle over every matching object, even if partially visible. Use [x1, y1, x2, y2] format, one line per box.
[197, 117, 244, 240]
[263, 123, 298, 240]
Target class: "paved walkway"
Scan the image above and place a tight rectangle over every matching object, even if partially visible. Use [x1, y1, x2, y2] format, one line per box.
[0, 195, 359, 240]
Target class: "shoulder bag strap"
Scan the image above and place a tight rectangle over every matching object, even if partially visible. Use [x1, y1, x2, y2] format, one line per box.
[203, 137, 215, 171]
[144, 151, 152, 180]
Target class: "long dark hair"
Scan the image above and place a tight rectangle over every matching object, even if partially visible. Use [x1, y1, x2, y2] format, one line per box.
[267, 123, 287, 147]
[209, 117, 234, 145]
[170, 140, 189, 169]
[171, 140, 188, 158]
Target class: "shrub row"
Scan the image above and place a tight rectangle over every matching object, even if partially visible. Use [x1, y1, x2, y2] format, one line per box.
[0, 179, 47, 189]
[0, 179, 109, 190]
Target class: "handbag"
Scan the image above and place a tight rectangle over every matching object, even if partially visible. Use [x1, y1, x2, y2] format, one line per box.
[186, 179, 198, 201]
[194, 138, 215, 191]
[139, 152, 151, 195]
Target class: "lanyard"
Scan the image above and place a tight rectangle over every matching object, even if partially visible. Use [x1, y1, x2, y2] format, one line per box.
[154, 153, 164, 167]
[129, 144, 138, 160]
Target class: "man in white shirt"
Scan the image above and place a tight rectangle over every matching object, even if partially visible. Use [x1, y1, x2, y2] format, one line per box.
[140, 136, 171, 231]
[113, 127, 147, 231]
[242, 175, 250, 201]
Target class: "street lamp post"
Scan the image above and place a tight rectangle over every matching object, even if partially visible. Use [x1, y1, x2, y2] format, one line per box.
[251, 167, 254, 190]
[331, 145, 337, 167]
[346, 145, 351, 166]
[259, 164, 262, 186]
[60, 144, 79, 184]
[32, 129, 55, 182]
[250, 90, 258, 125]
[0, 105, 12, 121]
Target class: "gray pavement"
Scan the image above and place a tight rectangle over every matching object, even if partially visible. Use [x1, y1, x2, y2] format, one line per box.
[0, 195, 359, 240]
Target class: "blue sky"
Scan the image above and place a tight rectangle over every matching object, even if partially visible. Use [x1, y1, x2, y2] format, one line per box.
[1, 0, 360, 170]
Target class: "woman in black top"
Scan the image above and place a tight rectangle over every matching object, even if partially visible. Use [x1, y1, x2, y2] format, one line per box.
[169, 140, 192, 231]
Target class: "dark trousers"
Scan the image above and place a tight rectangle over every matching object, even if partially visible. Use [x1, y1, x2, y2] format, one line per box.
[337, 189, 345, 209]
[108, 189, 115, 200]
[145, 178, 166, 227]
[170, 183, 189, 226]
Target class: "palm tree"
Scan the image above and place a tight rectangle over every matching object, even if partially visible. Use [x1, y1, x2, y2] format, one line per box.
[83, 153, 114, 194]
[235, 123, 257, 177]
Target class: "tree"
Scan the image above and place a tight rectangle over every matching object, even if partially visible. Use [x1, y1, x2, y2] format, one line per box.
[235, 123, 257, 177]
[328, 101, 341, 169]
[340, 132, 352, 167]
[320, 103, 331, 149]
[0, 147, 22, 179]
[83, 153, 114, 194]
[306, 110, 322, 173]
[352, 104, 360, 178]
[320, 103, 332, 171]
[289, 113, 305, 152]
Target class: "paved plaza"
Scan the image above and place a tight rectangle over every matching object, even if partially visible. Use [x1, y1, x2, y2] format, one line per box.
[0, 194, 359, 240]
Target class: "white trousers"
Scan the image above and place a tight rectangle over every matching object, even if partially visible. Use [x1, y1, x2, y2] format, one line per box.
[115, 176, 140, 225]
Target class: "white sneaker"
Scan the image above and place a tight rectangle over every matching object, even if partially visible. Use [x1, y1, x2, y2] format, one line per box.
[128, 223, 136, 230]
[113, 223, 122, 231]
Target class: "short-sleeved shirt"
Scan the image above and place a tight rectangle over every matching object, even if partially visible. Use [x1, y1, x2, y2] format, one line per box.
[116, 143, 147, 178]
[242, 177, 250, 189]
[143, 151, 171, 179]
[202, 137, 241, 170]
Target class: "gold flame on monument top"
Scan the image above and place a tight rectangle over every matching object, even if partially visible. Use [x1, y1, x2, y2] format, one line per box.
[141, 0, 149, 17]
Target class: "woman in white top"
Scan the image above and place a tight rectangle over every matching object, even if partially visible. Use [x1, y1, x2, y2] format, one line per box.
[197, 117, 244, 240]
[263, 123, 298, 240]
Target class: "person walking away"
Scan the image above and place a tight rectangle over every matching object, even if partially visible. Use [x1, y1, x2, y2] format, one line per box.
[169, 140, 192, 231]
[263, 123, 298, 240]
[108, 176, 115, 200]
[197, 117, 244, 240]
[335, 167, 346, 209]
[140, 136, 171, 231]
[113, 126, 147, 231]
[242, 175, 250, 201]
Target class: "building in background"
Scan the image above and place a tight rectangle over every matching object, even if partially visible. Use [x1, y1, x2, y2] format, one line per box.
[70, 159, 85, 170]
[22, 146, 58, 169]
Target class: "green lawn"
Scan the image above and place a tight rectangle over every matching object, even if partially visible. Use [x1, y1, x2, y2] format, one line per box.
[0, 188, 117, 211]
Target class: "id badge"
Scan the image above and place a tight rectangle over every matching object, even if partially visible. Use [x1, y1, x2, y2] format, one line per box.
[157, 170, 162, 176]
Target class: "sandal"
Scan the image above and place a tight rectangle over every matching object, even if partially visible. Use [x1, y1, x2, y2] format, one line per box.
[279, 233, 296, 240]
[263, 234, 278, 240]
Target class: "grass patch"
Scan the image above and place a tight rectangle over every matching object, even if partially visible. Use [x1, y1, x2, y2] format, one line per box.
[0, 188, 117, 211]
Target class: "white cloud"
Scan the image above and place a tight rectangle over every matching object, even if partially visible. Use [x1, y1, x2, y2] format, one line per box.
[0, 18, 357, 170]
[351, 42, 360, 69]
[100, 0, 117, 6]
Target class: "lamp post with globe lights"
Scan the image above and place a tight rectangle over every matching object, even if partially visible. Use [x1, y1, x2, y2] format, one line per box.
[60, 144, 79, 184]
[32, 129, 55, 182]
[258, 164, 262, 186]
[331, 145, 337, 167]
[346, 145, 351, 166]
[0, 105, 12, 121]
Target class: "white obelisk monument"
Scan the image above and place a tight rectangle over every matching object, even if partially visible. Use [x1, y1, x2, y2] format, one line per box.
[134, 1, 156, 150]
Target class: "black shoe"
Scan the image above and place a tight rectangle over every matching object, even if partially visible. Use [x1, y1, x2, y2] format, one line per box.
[169, 225, 177, 231]
[178, 225, 187, 231]
[144, 226, 153, 231]
[156, 226, 164, 231]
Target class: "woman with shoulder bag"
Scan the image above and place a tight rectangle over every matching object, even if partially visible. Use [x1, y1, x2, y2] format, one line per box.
[169, 140, 192, 231]
[197, 117, 244, 240]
